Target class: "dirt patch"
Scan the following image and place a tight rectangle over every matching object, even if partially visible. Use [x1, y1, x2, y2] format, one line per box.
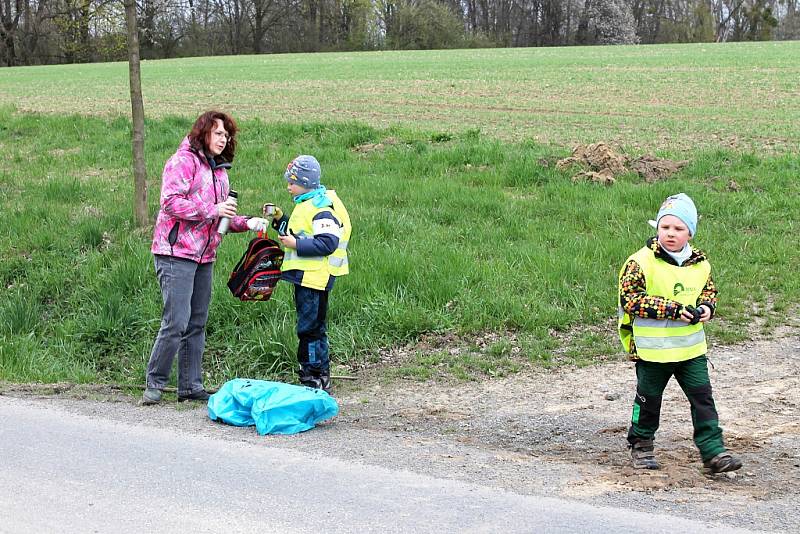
[352, 137, 403, 154]
[334, 325, 800, 528]
[81, 205, 102, 218]
[557, 142, 688, 183]
[49, 147, 81, 157]
[571, 168, 616, 185]
[352, 329, 529, 379]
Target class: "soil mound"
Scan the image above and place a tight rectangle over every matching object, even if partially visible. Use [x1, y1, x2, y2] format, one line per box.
[557, 142, 688, 184]
[557, 142, 628, 175]
[630, 155, 689, 183]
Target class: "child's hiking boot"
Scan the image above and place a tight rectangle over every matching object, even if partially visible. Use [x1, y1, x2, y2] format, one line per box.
[630, 439, 659, 470]
[299, 369, 331, 393]
[703, 451, 742, 474]
[319, 374, 332, 394]
[300, 377, 322, 389]
[299, 371, 322, 390]
[140, 388, 162, 406]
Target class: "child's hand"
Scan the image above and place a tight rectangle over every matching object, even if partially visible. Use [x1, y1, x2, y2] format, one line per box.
[678, 305, 703, 324]
[279, 233, 297, 249]
[678, 308, 695, 323]
[697, 305, 712, 322]
[262, 203, 283, 220]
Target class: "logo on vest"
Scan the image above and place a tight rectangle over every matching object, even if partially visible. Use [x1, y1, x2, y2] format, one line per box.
[673, 282, 699, 296]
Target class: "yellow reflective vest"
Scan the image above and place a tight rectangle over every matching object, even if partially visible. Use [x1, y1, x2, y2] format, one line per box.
[282, 190, 351, 290]
[618, 246, 710, 362]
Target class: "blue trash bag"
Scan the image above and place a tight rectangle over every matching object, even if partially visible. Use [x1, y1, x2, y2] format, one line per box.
[207, 378, 339, 435]
[206, 378, 263, 427]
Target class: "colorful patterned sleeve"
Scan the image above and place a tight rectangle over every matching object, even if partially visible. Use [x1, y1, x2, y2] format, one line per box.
[619, 260, 683, 320]
[698, 273, 718, 316]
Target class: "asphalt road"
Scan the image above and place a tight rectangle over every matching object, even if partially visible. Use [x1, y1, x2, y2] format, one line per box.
[0, 397, 758, 533]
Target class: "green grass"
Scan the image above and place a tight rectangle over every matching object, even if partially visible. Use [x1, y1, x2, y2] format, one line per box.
[0, 108, 797, 386]
[1, 42, 799, 386]
[1, 41, 799, 152]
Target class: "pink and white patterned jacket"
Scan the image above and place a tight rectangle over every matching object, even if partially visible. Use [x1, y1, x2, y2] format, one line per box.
[151, 137, 248, 263]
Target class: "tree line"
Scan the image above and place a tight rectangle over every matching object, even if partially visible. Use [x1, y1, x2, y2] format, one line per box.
[2, 0, 799, 66]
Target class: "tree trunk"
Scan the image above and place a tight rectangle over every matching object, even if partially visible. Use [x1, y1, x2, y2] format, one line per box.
[653, 0, 666, 41]
[253, 0, 263, 53]
[576, 0, 593, 44]
[124, 0, 148, 228]
[1, 0, 23, 67]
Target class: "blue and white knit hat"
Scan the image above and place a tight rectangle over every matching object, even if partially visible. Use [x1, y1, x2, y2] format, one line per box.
[284, 155, 321, 189]
[648, 193, 698, 236]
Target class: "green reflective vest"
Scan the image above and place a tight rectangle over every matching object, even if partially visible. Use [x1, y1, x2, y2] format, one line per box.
[618, 246, 710, 362]
[282, 190, 351, 290]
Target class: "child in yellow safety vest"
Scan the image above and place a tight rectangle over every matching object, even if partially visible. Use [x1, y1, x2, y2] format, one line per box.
[263, 155, 351, 393]
[618, 193, 742, 474]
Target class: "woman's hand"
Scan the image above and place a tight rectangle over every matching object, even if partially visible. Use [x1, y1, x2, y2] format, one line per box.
[278, 234, 297, 249]
[216, 198, 238, 218]
[246, 217, 269, 232]
[697, 305, 712, 322]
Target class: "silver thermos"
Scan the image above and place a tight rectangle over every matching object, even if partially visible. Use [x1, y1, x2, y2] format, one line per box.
[217, 189, 238, 235]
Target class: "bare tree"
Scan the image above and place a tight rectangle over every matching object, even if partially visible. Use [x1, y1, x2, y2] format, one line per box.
[1, 0, 23, 65]
[124, 0, 148, 227]
[250, 0, 278, 53]
[212, 0, 246, 53]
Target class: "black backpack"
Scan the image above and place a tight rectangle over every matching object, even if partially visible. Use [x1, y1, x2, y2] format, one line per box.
[227, 235, 284, 301]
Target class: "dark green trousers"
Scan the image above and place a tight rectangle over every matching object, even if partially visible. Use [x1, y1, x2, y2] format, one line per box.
[627, 355, 725, 462]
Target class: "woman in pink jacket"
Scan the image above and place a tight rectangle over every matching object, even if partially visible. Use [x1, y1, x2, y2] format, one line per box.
[142, 111, 268, 405]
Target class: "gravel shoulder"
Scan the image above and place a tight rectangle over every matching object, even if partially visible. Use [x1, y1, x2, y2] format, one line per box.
[2, 328, 798, 532]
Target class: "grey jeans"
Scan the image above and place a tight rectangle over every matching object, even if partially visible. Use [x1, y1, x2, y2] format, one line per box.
[146, 255, 213, 396]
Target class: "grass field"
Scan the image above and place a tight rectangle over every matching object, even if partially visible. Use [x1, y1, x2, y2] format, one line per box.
[1, 42, 798, 387]
[2, 42, 799, 152]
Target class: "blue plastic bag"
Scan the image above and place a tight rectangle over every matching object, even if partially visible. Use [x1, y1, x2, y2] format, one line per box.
[207, 378, 339, 435]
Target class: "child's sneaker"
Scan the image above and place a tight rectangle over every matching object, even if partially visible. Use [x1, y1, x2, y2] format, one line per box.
[703, 451, 742, 474]
[630, 439, 659, 469]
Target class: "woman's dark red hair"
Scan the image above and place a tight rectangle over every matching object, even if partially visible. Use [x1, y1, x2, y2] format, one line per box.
[188, 110, 238, 163]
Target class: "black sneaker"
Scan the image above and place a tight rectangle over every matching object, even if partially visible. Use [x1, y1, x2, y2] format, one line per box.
[178, 390, 211, 402]
[703, 451, 743, 474]
[630, 439, 659, 470]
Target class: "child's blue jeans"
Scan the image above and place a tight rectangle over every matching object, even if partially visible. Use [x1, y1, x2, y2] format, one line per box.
[293, 284, 330, 380]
